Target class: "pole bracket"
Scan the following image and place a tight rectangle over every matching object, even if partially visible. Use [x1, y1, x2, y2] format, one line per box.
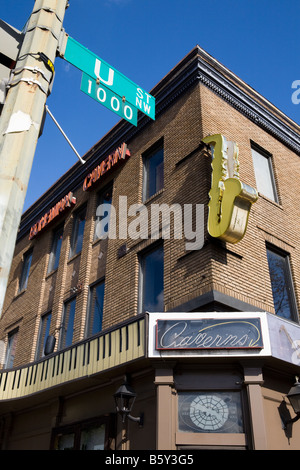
[45, 106, 86, 164]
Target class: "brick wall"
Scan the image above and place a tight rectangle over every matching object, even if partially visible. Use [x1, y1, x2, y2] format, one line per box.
[1, 76, 300, 368]
[200, 84, 300, 316]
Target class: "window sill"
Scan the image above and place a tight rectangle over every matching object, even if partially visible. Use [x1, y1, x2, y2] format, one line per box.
[14, 288, 27, 301]
[68, 251, 81, 264]
[258, 192, 283, 210]
[45, 268, 58, 280]
[92, 236, 109, 247]
[143, 188, 164, 205]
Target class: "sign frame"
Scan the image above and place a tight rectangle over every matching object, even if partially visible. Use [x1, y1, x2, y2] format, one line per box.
[147, 311, 271, 359]
[156, 317, 264, 351]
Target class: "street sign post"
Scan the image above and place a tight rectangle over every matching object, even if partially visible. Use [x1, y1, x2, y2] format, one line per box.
[80, 73, 138, 126]
[63, 36, 155, 120]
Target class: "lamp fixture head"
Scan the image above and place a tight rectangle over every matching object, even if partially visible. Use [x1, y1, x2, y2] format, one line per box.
[287, 377, 300, 415]
[114, 381, 137, 419]
[114, 376, 143, 426]
[278, 376, 300, 433]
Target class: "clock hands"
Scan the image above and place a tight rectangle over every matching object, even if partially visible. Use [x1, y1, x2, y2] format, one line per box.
[191, 402, 228, 422]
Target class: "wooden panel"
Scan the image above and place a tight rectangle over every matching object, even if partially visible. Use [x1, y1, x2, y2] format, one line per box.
[0, 317, 146, 401]
[176, 432, 246, 447]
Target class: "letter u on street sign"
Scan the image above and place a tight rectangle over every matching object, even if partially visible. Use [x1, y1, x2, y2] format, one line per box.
[80, 73, 138, 126]
[63, 36, 155, 120]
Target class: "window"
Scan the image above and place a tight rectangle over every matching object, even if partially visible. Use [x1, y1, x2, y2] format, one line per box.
[86, 280, 105, 337]
[178, 391, 244, 434]
[139, 244, 164, 312]
[48, 226, 64, 273]
[60, 298, 76, 349]
[51, 415, 114, 450]
[36, 312, 52, 359]
[70, 206, 86, 258]
[94, 186, 113, 241]
[143, 144, 164, 200]
[251, 144, 278, 202]
[5, 329, 18, 369]
[19, 249, 33, 292]
[266, 245, 298, 322]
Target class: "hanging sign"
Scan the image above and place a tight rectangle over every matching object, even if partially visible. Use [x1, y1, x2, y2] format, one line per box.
[202, 134, 258, 244]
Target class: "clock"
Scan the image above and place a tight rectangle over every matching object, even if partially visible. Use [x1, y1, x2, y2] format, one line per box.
[189, 394, 229, 431]
[178, 391, 244, 433]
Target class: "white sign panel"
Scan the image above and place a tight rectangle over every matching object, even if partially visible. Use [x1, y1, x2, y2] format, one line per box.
[148, 312, 271, 359]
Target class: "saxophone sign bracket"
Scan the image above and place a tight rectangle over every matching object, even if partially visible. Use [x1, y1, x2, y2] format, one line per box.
[203, 134, 258, 243]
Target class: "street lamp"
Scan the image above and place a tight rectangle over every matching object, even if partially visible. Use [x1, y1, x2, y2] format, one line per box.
[279, 377, 300, 430]
[114, 377, 144, 426]
[285, 379, 300, 423]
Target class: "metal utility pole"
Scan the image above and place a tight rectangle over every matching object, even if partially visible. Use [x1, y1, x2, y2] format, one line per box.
[0, 0, 69, 315]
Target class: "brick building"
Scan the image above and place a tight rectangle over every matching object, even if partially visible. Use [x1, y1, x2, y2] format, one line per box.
[0, 46, 300, 450]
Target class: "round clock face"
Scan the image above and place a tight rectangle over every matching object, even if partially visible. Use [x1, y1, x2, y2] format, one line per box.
[189, 394, 229, 431]
[178, 392, 244, 433]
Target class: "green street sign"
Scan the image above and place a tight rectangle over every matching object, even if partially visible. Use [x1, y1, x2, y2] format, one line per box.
[64, 36, 155, 120]
[80, 73, 138, 126]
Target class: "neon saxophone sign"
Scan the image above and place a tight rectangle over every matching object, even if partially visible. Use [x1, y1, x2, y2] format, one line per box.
[202, 134, 258, 243]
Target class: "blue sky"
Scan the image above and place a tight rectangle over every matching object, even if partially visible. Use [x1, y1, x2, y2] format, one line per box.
[2, 0, 300, 212]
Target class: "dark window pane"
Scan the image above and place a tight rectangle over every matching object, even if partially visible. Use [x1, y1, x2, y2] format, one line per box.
[144, 147, 164, 199]
[36, 313, 52, 359]
[80, 424, 106, 450]
[51, 417, 111, 450]
[94, 188, 113, 240]
[267, 248, 297, 321]
[19, 250, 33, 291]
[61, 299, 76, 348]
[48, 227, 63, 273]
[54, 433, 75, 450]
[87, 282, 105, 337]
[141, 245, 164, 312]
[5, 330, 18, 369]
[75, 212, 86, 254]
[70, 207, 86, 257]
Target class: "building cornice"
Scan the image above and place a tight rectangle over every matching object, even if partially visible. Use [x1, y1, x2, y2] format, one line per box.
[18, 45, 300, 241]
[195, 46, 300, 155]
